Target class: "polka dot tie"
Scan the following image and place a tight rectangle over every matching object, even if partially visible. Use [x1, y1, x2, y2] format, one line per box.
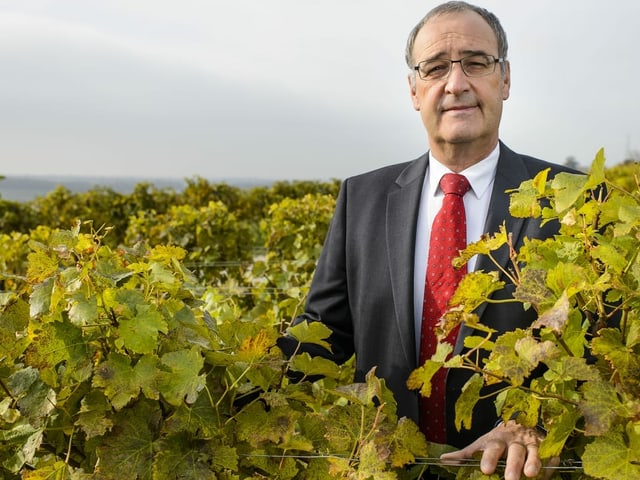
[419, 173, 470, 443]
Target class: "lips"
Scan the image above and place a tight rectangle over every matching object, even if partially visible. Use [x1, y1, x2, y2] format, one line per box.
[442, 104, 477, 112]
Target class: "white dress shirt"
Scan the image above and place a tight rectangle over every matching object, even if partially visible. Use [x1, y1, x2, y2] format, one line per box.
[413, 144, 500, 357]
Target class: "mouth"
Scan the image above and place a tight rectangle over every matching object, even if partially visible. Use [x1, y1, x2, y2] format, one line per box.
[442, 104, 478, 113]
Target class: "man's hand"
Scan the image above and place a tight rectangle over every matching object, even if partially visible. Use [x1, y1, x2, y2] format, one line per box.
[439, 420, 557, 480]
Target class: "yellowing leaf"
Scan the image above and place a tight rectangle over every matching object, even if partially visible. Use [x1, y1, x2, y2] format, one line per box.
[455, 374, 483, 431]
[532, 291, 570, 334]
[26, 249, 59, 284]
[148, 244, 186, 263]
[582, 428, 640, 479]
[406, 343, 453, 397]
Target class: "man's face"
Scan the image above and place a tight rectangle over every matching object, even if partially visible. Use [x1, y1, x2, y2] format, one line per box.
[408, 10, 510, 159]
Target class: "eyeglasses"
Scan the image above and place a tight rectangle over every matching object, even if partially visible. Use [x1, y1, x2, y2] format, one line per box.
[413, 54, 504, 81]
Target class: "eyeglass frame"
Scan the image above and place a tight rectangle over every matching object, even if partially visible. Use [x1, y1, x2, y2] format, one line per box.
[413, 54, 505, 81]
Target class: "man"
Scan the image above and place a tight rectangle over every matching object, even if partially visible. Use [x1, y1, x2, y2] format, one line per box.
[280, 2, 574, 479]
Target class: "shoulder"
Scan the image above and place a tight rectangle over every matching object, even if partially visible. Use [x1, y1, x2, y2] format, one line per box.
[342, 154, 428, 191]
[499, 143, 582, 180]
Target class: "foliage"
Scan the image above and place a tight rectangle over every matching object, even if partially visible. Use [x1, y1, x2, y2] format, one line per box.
[409, 150, 640, 479]
[1, 162, 639, 478]
[0, 214, 426, 479]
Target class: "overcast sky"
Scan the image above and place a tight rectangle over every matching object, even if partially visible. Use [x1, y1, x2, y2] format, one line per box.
[0, 1, 638, 182]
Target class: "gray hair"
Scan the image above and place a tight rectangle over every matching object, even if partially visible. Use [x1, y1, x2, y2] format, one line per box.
[405, 1, 508, 71]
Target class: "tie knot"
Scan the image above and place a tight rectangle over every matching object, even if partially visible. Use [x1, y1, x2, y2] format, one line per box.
[439, 173, 470, 196]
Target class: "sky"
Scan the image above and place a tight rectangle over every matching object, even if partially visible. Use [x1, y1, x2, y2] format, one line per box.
[0, 1, 638, 182]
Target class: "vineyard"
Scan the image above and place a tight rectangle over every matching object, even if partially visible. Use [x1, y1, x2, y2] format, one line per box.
[0, 157, 638, 479]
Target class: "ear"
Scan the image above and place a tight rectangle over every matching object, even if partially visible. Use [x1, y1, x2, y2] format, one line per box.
[501, 60, 511, 101]
[408, 73, 420, 111]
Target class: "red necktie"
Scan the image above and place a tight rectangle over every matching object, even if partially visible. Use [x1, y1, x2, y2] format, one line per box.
[419, 173, 470, 443]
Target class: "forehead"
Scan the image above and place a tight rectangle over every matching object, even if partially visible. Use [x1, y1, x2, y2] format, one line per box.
[413, 10, 498, 60]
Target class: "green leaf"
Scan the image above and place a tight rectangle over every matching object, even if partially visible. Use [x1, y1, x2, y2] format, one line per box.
[585, 147, 607, 190]
[551, 171, 588, 213]
[25, 320, 93, 384]
[289, 352, 341, 378]
[286, 320, 333, 352]
[76, 390, 114, 438]
[68, 292, 100, 327]
[357, 440, 396, 480]
[93, 352, 143, 410]
[93, 400, 161, 480]
[235, 402, 298, 448]
[0, 297, 31, 365]
[158, 347, 206, 406]
[539, 405, 579, 458]
[593, 328, 640, 381]
[153, 433, 217, 480]
[115, 304, 168, 355]
[164, 393, 220, 438]
[0, 421, 44, 473]
[29, 277, 54, 318]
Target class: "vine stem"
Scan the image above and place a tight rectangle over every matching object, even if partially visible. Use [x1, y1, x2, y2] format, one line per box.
[0, 378, 15, 402]
[456, 360, 580, 407]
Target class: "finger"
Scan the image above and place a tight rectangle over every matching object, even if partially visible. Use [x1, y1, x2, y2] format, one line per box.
[479, 442, 507, 475]
[503, 443, 527, 480]
[542, 456, 561, 480]
[522, 443, 542, 478]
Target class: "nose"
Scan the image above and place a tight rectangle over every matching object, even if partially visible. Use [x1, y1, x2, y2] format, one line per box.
[444, 62, 471, 94]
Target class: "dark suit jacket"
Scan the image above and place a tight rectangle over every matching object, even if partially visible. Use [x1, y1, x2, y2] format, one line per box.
[279, 142, 576, 447]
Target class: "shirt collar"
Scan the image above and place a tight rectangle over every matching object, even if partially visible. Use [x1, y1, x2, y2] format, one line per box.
[427, 143, 500, 199]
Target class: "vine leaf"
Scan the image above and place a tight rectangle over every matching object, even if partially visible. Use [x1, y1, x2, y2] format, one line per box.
[290, 352, 342, 378]
[389, 417, 428, 467]
[483, 330, 555, 386]
[93, 352, 146, 410]
[579, 379, 625, 436]
[93, 400, 161, 480]
[115, 304, 168, 355]
[286, 320, 333, 351]
[551, 171, 588, 213]
[508, 169, 548, 218]
[582, 426, 640, 480]
[455, 373, 483, 431]
[21, 459, 74, 480]
[0, 421, 44, 473]
[153, 433, 218, 480]
[158, 347, 206, 406]
[532, 291, 570, 334]
[406, 342, 454, 397]
[76, 390, 114, 439]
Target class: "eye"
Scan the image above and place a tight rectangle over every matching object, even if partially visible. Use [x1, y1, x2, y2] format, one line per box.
[462, 55, 492, 74]
[419, 60, 450, 79]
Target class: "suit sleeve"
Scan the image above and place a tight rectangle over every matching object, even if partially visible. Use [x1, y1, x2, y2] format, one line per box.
[277, 180, 355, 365]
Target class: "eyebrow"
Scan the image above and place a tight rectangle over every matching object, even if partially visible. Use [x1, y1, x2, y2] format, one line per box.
[421, 49, 491, 63]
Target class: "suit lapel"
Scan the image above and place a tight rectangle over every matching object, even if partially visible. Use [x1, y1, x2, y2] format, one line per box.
[386, 155, 428, 368]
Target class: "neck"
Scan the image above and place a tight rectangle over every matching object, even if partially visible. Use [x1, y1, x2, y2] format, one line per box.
[430, 140, 498, 173]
